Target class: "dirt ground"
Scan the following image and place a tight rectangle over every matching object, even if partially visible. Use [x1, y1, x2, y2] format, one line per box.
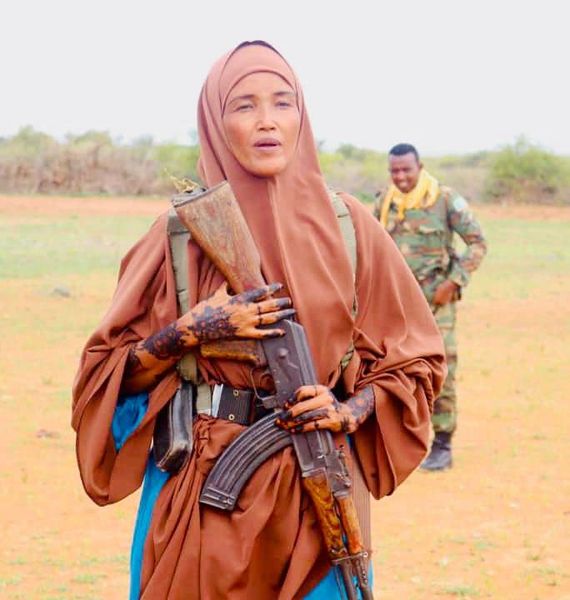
[1, 196, 569, 599]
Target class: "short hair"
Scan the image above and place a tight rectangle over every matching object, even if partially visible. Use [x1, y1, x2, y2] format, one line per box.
[389, 143, 420, 161]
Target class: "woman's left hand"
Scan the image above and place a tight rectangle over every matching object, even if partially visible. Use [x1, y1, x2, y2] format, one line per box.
[276, 384, 375, 435]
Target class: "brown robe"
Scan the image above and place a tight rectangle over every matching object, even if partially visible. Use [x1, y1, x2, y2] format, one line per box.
[72, 41, 446, 599]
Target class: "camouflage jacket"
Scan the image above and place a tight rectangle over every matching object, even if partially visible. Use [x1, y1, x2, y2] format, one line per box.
[374, 186, 487, 304]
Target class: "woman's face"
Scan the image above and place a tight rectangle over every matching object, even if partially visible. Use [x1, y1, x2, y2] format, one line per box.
[222, 72, 301, 177]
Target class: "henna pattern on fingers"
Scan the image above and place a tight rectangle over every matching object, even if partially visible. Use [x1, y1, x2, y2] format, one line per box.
[191, 304, 238, 343]
[279, 385, 375, 434]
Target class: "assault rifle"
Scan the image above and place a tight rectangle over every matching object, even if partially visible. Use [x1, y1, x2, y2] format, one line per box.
[172, 181, 373, 600]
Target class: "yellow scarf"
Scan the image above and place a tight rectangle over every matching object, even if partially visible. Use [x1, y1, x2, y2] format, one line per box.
[379, 169, 440, 227]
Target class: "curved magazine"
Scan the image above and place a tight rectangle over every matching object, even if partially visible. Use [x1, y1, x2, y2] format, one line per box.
[199, 412, 292, 510]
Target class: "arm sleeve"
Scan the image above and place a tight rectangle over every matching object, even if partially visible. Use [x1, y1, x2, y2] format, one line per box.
[446, 193, 487, 288]
[71, 214, 180, 505]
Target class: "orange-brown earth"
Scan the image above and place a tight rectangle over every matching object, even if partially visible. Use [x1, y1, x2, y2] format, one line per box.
[1, 196, 569, 599]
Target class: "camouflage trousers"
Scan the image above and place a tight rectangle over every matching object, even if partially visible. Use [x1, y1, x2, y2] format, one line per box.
[431, 301, 457, 434]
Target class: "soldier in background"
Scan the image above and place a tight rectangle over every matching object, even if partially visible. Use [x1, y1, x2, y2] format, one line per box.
[374, 143, 487, 471]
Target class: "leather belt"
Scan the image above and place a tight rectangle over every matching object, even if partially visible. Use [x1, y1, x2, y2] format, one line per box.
[203, 384, 271, 426]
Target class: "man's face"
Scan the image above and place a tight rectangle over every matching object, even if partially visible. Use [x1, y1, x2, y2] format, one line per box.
[388, 152, 422, 193]
[222, 72, 301, 178]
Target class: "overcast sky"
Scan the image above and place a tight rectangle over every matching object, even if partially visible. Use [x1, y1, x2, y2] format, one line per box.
[3, 0, 568, 156]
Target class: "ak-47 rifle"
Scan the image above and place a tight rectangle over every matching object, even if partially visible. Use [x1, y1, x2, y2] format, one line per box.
[172, 181, 373, 600]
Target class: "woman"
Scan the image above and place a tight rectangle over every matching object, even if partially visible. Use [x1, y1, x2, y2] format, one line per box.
[72, 41, 445, 599]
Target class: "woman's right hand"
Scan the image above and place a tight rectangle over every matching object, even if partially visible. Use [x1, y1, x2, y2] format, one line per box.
[179, 281, 295, 346]
[122, 282, 293, 395]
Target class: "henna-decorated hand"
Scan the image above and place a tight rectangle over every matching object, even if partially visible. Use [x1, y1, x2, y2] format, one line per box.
[122, 281, 293, 395]
[179, 281, 295, 346]
[275, 384, 375, 435]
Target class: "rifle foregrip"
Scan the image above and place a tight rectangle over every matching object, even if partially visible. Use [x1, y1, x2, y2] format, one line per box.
[336, 495, 366, 555]
[302, 472, 349, 562]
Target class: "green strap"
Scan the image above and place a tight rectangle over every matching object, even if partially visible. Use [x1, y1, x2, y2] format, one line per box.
[167, 208, 197, 383]
[329, 191, 358, 371]
[167, 209, 213, 413]
[330, 192, 357, 281]
[167, 208, 190, 313]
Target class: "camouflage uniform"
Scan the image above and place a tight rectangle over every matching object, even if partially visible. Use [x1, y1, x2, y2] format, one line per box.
[374, 187, 487, 434]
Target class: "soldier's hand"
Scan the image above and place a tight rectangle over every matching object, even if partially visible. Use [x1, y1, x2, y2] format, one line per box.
[178, 282, 295, 345]
[433, 280, 459, 306]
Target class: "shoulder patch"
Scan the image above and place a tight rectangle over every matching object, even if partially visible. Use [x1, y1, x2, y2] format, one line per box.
[452, 195, 469, 212]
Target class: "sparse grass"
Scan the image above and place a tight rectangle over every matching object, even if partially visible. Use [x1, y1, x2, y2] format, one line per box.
[472, 538, 495, 552]
[0, 214, 154, 279]
[438, 583, 481, 597]
[467, 215, 570, 301]
[71, 572, 106, 584]
[526, 548, 545, 562]
[106, 553, 129, 565]
[0, 576, 23, 588]
[77, 557, 101, 568]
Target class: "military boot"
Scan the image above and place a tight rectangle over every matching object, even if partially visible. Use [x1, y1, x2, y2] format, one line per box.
[420, 432, 452, 471]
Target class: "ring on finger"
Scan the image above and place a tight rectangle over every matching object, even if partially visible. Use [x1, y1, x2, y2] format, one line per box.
[294, 408, 327, 425]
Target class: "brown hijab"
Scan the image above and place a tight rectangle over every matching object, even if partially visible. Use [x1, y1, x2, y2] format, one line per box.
[71, 41, 445, 599]
[196, 41, 355, 385]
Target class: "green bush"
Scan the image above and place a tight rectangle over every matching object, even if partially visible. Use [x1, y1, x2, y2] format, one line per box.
[0, 126, 58, 158]
[0, 127, 202, 195]
[151, 143, 201, 184]
[319, 146, 387, 201]
[485, 137, 570, 203]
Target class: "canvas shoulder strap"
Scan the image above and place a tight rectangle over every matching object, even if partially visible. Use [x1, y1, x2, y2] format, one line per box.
[328, 192, 370, 541]
[329, 191, 357, 280]
[329, 191, 358, 371]
[167, 207, 198, 383]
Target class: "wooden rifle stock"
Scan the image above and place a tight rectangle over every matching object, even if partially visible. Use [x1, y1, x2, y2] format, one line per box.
[172, 181, 265, 292]
[172, 182, 265, 365]
[174, 181, 373, 599]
